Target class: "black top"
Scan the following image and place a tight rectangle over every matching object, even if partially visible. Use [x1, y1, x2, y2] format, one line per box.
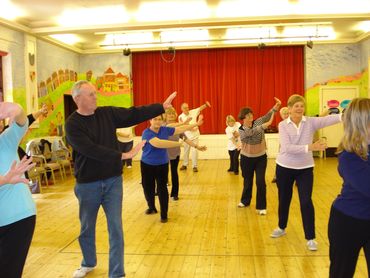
[65, 104, 164, 183]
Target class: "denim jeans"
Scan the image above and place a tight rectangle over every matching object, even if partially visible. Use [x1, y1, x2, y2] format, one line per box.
[74, 175, 124, 278]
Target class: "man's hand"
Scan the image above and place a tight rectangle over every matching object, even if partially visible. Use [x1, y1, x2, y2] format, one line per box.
[205, 101, 211, 108]
[163, 91, 177, 110]
[0, 156, 35, 186]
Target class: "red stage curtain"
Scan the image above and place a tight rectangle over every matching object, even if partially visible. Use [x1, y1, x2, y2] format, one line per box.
[132, 46, 304, 135]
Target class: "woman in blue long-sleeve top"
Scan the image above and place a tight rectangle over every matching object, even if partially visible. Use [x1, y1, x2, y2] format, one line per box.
[328, 97, 370, 278]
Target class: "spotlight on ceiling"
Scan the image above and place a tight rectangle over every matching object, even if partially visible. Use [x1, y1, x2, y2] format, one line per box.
[306, 40, 313, 49]
[258, 43, 266, 49]
[123, 48, 131, 56]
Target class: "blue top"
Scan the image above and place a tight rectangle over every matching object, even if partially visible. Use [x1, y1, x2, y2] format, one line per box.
[333, 145, 370, 220]
[0, 120, 36, 227]
[141, 126, 175, 165]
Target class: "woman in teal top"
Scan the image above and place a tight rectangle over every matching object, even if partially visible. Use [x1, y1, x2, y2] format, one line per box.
[0, 102, 36, 277]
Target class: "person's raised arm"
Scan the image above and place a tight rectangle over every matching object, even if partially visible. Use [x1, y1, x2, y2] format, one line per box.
[173, 115, 204, 135]
[199, 101, 211, 112]
[163, 91, 177, 110]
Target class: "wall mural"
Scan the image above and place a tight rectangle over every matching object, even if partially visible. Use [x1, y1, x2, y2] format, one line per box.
[19, 67, 132, 148]
[305, 69, 368, 116]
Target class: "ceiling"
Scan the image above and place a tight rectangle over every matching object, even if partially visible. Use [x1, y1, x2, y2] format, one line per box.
[0, 0, 369, 54]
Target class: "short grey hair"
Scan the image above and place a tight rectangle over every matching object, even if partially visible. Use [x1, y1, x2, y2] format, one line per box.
[71, 80, 90, 98]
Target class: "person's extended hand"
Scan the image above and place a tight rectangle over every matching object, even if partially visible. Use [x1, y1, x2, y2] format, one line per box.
[1, 156, 35, 186]
[122, 140, 147, 160]
[309, 139, 327, 152]
[0, 102, 22, 125]
[273, 97, 282, 110]
[205, 101, 211, 108]
[197, 145, 207, 151]
[163, 91, 177, 110]
[39, 103, 48, 117]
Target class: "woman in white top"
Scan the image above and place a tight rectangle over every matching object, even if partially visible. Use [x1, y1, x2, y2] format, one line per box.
[225, 115, 241, 174]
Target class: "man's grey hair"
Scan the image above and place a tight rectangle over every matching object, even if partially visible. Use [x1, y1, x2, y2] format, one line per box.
[71, 80, 90, 98]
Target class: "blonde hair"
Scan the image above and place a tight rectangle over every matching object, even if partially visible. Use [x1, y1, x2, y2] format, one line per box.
[226, 115, 236, 125]
[279, 107, 289, 118]
[287, 94, 305, 107]
[337, 98, 370, 160]
[165, 107, 177, 117]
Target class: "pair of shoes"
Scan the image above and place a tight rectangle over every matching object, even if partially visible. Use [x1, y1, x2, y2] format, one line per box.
[126, 165, 132, 169]
[257, 209, 267, 215]
[234, 171, 239, 175]
[193, 167, 198, 172]
[227, 168, 233, 172]
[72, 266, 95, 278]
[307, 239, 318, 251]
[171, 196, 179, 201]
[179, 165, 187, 170]
[145, 208, 158, 214]
[237, 202, 246, 208]
[271, 177, 277, 183]
[160, 218, 168, 223]
[270, 228, 286, 238]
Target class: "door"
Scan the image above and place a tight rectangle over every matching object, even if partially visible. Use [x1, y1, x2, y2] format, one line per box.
[319, 86, 358, 148]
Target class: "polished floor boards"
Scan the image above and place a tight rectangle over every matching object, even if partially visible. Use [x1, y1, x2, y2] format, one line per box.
[23, 158, 368, 277]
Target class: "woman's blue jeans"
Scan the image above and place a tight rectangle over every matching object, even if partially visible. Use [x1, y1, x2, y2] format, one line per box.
[74, 175, 124, 278]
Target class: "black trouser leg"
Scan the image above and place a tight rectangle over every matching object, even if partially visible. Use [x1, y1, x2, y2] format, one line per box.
[254, 154, 267, 210]
[119, 141, 133, 166]
[276, 165, 295, 229]
[240, 155, 254, 205]
[154, 163, 169, 220]
[233, 149, 240, 173]
[170, 156, 179, 198]
[141, 161, 156, 210]
[328, 206, 370, 278]
[0, 215, 36, 278]
[296, 167, 315, 239]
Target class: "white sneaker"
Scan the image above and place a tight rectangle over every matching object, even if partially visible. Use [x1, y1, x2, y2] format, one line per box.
[307, 240, 318, 251]
[72, 266, 94, 278]
[257, 209, 267, 215]
[127, 165, 132, 169]
[237, 202, 246, 208]
[270, 228, 286, 238]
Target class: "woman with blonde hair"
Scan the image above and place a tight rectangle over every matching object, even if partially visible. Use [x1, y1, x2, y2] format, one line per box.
[225, 115, 241, 174]
[164, 107, 206, 200]
[271, 94, 342, 251]
[328, 98, 370, 277]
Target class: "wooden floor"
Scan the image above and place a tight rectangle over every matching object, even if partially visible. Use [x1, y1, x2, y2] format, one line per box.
[23, 158, 368, 278]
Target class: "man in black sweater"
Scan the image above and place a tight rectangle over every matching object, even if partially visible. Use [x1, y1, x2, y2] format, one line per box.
[65, 80, 176, 278]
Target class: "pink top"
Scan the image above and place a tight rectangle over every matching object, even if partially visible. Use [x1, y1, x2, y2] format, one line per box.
[276, 114, 342, 169]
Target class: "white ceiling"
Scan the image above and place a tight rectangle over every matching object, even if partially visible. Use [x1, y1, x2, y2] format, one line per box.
[0, 0, 369, 53]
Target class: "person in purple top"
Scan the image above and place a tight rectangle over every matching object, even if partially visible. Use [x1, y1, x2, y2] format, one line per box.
[270, 94, 342, 251]
[328, 98, 370, 278]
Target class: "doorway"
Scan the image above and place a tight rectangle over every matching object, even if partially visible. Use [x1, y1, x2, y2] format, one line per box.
[64, 94, 77, 120]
